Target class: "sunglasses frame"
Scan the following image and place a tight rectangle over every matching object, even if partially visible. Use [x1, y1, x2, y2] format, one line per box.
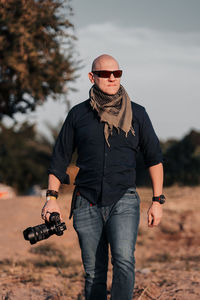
[92, 70, 123, 78]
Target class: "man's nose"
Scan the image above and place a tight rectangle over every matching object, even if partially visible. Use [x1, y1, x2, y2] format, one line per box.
[108, 73, 115, 81]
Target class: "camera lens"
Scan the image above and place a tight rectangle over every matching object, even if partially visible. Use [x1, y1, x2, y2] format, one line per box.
[23, 212, 67, 245]
[23, 227, 38, 244]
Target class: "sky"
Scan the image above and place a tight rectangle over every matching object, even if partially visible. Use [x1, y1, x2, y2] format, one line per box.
[7, 0, 200, 141]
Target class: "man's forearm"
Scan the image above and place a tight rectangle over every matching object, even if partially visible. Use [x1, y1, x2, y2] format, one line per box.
[148, 163, 163, 196]
[48, 174, 61, 192]
[41, 174, 62, 221]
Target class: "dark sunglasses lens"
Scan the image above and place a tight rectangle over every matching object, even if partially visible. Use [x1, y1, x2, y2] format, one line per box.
[99, 71, 111, 78]
[113, 70, 122, 78]
[93, 70, 122, 78]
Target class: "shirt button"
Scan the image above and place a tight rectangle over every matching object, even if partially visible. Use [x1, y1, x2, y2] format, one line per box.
[105, 153, 108, 157]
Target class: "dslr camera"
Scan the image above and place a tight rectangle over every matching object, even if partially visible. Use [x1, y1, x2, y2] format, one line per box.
[23, 212, 66, 245]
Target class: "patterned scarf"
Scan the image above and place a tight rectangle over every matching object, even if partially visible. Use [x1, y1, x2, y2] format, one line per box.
[90, 84, 135, 146]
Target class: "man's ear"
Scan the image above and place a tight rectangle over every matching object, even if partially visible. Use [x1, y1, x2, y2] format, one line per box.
[88, 72, 95, 83]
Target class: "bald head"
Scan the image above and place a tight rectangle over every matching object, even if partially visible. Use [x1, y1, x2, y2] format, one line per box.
[91, 54, 119, 71]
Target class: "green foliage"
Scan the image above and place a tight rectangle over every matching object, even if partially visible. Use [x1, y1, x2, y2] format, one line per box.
[0, 121, 52, 193]
[136, 129, 200, 187]
[0, 0, 77, 118]
[164, 130, 200, 185]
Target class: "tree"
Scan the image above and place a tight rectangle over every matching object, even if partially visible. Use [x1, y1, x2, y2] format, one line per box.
[0, 119, 78, 193]
[0, 0, 77, 119]
[164, 130, 200, 185]
[0, 121, 52, 193]
[136, 130, 200, 187]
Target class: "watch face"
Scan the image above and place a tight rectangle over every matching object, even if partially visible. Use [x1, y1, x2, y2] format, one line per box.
[159, 199, 165, 204]
[159, 195, 165, 204]
[153, 195, 166, 204]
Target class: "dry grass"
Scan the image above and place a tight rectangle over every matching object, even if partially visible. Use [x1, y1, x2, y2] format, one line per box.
[0, 184, 200, 299]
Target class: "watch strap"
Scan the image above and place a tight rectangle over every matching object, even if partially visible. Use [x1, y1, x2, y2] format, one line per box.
[46, 189, 58, 199]
[152, 194, 166, 204]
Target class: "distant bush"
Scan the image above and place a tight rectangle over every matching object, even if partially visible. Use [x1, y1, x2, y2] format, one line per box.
[136, 129, 200, 186]
[164, 130, 200, 186]
[0, 122, 52, 193]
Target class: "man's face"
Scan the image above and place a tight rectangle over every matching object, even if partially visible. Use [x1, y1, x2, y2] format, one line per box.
[88, 57, 121, 95]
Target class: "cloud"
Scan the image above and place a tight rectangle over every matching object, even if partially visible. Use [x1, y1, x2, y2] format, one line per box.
[77, 22, 200, 66]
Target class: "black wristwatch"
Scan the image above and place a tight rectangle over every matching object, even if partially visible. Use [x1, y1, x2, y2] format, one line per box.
[152, 194, 166, 204]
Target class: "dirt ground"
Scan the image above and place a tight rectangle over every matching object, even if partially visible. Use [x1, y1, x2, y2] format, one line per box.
[0, 176, 200, 299]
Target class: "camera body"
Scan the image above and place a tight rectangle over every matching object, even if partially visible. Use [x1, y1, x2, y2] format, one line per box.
[23, 212, 66, 245]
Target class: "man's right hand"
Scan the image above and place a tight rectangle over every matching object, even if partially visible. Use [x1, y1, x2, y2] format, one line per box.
[41, 198, 62, 222]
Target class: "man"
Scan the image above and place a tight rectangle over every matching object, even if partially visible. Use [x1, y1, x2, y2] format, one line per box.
[41, 54, 164, 300]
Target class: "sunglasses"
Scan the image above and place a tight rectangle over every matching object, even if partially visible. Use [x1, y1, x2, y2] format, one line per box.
[92, 70, 123, 78]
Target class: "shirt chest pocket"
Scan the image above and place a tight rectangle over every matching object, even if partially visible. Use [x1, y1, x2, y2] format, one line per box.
[111, 128, 139, 152]
[75, 120, 104, 145]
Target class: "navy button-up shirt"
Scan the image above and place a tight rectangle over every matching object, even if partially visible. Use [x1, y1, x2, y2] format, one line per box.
[48, 99, 163, 206]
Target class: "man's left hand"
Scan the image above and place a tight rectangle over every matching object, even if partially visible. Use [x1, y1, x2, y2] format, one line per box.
[147, 202, 163, 227]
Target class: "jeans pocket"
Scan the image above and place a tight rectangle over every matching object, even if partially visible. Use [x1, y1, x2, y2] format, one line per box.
[125, 188, 136, 195]
[121, 189, 140, 206]
[74, 195, 83, 210]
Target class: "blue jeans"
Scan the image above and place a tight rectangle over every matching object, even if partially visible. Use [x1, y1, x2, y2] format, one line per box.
[73, 188, 140, 300]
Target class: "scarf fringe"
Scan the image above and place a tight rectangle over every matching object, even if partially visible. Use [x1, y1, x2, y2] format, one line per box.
[90, 84, 135, 146]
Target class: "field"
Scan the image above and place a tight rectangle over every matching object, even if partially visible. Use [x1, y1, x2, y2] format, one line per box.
[0, 171, 200, 299]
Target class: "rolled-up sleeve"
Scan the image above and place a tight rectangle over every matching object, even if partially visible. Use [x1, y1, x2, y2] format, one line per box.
[48, 109, 75, 184]
[139, 108, 163, 168]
